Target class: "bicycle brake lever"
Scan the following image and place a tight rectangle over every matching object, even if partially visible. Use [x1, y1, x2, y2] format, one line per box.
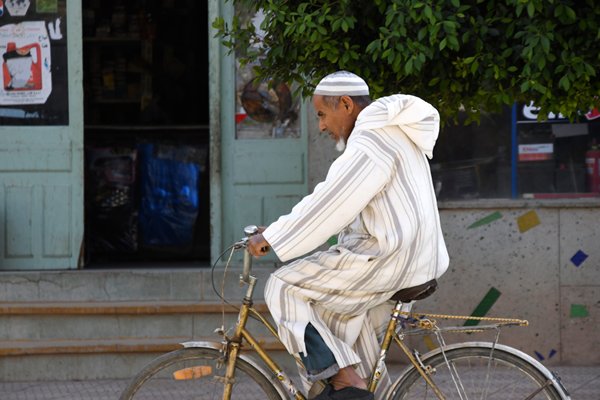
[233, 237, 248, 250]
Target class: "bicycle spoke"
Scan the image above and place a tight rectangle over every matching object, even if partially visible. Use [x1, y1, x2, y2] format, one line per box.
[120, 348, 282, 400]
[389, 346, 562, 400]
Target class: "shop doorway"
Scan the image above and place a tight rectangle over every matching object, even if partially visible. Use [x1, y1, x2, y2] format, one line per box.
[82, 1, 210, 266]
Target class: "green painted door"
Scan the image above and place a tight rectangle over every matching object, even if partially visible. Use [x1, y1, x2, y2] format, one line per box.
[213, 2, 308, 261]
[0, 2, 83, 270]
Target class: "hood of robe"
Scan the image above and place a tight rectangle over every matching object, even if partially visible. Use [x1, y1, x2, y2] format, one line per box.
[353, 94, 440, 159]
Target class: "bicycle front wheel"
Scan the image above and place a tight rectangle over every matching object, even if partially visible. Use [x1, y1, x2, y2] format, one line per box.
[120, 347, 283, 400]
[388, 344, 564, 399]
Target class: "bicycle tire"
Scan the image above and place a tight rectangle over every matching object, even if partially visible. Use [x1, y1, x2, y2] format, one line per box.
[119, 347, 283, 400]
[388, 344, 564, 399]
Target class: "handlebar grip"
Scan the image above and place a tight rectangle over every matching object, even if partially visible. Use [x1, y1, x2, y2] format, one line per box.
[241, 225, 259, 284]
[242, 247, 252, 284]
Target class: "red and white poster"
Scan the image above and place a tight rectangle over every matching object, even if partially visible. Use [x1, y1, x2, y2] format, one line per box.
[518, 143, 554, 162]
[0, 21, 52, 105]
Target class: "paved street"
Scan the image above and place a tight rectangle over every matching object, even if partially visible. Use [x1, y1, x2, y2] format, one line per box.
[0, 365, 598, 399]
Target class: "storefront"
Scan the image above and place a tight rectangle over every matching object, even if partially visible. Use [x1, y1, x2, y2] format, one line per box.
[0, 0, 597, 368]
[0, 0, 598, 271]
[0, 0, 309, 269]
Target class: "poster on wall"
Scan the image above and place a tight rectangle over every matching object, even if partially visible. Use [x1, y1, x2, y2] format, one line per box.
[234, 7, 300, 140]
[0, 0, 68, 125]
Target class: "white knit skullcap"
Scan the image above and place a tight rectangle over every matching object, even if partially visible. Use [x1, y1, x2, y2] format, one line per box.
[314, 70, 369, 96]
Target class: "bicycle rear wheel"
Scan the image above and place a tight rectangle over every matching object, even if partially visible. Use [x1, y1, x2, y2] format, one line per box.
[120, 347, 283, 400]
[388, 344, 564, 399]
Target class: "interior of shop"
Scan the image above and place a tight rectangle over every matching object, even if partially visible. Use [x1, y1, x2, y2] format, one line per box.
[432, 106, 600, 201]
[82, 0, 210, 266]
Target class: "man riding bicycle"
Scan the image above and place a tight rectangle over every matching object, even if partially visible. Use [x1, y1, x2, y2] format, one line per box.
[247, 71, 449, 400]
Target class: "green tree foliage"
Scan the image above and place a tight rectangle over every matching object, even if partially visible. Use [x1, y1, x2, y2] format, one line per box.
[214, 0, 600, 123]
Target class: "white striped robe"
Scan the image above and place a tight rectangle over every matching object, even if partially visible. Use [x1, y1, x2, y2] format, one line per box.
[262, 94, 449, 397]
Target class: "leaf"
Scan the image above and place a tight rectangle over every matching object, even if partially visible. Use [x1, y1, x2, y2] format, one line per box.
[332, 18, 342, 32]
[443, 20, 457, 32]
[559, 75, 571, 91]
[439, 37, 447, 51]
[424, 6, 433, 21]
[584, 63, 596, 76]
[516, 4, 524, 17]
[527, 3, 535, 18]
[448, 36, 459, 50]
[392, 54, 403, 72]
[533, 82, 547, 94]
[428, 77, 440, 86]
[366, 40, 380, 54]
[385, 12, 395, 26]
[540, 36, 550, 54]
[566, 6, 576, 21]
[538, 57, 546, 70]
[341, 19, 349, 32]
[405, 58, 414, 74]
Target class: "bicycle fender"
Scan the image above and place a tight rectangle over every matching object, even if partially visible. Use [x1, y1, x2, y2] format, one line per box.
[181, 340, 290, 399]
[386, 341, 571, 400]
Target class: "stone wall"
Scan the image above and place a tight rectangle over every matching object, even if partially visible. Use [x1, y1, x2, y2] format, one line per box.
[425, 200, 599, 365]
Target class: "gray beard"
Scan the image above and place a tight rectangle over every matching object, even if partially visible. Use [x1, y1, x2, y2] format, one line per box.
[335, 138, 346, 152]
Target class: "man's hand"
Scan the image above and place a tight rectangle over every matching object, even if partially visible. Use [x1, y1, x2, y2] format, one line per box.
[247, 233, 271, 257]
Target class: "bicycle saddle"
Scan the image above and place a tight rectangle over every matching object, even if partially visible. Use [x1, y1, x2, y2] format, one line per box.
[390, 279, 437, 302]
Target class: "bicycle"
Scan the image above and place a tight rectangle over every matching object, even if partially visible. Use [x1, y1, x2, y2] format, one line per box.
[120, 226, 571, 399]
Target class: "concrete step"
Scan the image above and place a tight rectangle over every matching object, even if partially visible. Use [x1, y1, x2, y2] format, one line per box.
[0, 300, 286, 381]
[0, 301, 268, 315]
[0, 337, 186, 356]
[0, 336, 286, 357]
[0, 300, 279, 342]
[0, 267, 274, 302]
[0, 345, 293, 381]
[0, 268, 283, 381]
[2, 303, 260, 338]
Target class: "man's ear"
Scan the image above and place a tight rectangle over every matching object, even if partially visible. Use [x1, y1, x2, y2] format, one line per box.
[340, 95, 353, 113]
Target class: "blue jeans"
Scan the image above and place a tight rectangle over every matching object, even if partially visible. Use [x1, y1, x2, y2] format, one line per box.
[300, 324, 339, 381]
